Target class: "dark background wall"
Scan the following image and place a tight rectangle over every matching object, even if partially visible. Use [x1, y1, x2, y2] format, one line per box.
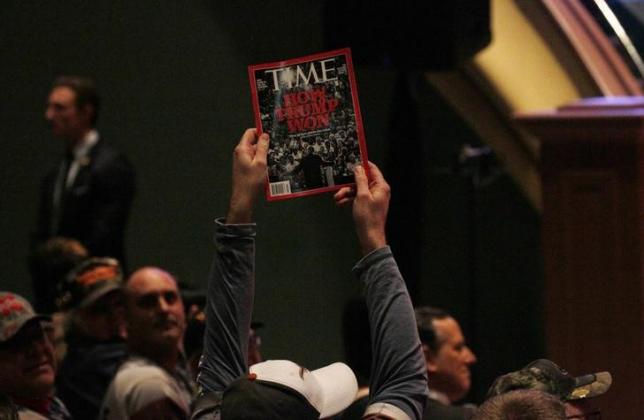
[1, 1, 542, 402]
[384, 74, 544, 401]
[0, 0, 395, 373]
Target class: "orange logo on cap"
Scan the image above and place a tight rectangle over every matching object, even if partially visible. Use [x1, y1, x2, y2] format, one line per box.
[77, 266, 118, 286]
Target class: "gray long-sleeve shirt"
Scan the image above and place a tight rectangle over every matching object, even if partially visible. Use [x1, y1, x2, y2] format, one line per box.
[354, 247, 428, 419]
[194, 220, 427, 419]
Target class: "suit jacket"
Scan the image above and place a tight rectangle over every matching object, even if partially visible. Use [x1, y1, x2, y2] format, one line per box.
[293, 153, 326, 189]
[35, 139, 135, 266]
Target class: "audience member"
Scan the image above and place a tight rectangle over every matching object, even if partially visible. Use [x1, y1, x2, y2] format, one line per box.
[415, 306, 477, 419]
[35, 75, 135, 268]
[28, 236, 88, 314]
[0, 292, 71, 419]
[56, 257, 128, 420]
[99, 267, 194, 419]
[486, 359, 611, 419]
[191, 129, 428, 419]
[27, 237, 89, 363]
[473, 389, 566, 420]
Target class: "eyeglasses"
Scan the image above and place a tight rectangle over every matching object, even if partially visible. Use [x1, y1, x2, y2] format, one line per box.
[567, 410, 601, 419]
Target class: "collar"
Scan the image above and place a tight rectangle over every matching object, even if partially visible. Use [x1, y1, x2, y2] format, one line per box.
[70, 129, 99, 160]
[12, 395, 51, 416]
[428, 389, 451, 405]
[126, 351, 185, 375]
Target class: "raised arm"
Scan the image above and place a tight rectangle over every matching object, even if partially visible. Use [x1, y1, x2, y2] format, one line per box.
[336, 163, 428, 420]
[196, 129, 268, 397]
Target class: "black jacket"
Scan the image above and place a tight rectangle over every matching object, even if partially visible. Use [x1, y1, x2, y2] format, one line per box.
[35, 140, 135, 265]
[57, 332, 128, 420]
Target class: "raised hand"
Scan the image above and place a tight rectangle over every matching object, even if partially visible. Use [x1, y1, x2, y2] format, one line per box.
[334, 162, 390, 255]
[226, 129, 269, 224]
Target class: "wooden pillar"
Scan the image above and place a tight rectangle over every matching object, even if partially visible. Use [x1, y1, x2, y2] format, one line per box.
[516, 97, 644, 419]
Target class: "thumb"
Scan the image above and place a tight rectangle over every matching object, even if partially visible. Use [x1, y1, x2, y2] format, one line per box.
[354, 164, 369, 194]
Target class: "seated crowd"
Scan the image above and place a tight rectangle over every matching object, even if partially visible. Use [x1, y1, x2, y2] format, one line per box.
[1, 129, 611, 420]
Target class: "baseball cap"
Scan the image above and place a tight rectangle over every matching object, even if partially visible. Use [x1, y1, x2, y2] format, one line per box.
[58, 257, 123, 310]
[487, 359, 612, 401]
[0, 292, 51, 343]
[222, 360, 358, 419]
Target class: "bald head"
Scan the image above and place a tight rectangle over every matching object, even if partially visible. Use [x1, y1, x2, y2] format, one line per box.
[127, 267, 176, 291]
[124, 267, 185, 360]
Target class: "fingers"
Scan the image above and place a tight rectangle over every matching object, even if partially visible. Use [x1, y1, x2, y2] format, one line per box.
[239, 128, 258, 147]
[335, 197, 354, 206]
[334, 186, 354, 200]
[254, 133, 270, 164]
[334, 186, 355, 206]
[234, 129, 269, 166]
[353, 164, 369, 195]
[234, 129, 257, 160]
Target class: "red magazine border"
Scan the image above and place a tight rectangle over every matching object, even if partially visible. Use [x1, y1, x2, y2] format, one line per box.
[247, 47, 369, 201]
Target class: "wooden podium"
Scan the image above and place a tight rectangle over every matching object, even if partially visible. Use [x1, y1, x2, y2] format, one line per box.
[516, 97, 644, 419]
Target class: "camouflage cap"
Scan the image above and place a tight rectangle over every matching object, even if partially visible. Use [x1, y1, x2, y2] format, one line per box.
[487, 359, 612, 401]
[0, 292, 51, 342]
[58, 257, 123, 310]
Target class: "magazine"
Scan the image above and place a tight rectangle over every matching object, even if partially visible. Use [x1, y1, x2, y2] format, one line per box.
[248, 48, 368, 201]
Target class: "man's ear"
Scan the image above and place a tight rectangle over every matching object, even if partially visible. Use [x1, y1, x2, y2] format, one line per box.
[423, 345, 439, 373]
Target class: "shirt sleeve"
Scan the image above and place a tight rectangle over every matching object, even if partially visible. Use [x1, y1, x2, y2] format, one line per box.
[353, 247, 429, 420]
[197, 218, 256, 393]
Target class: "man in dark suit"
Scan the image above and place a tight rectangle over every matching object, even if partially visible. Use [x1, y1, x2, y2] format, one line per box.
[291, 146, 328, 189]
[35, 76, 135, 270]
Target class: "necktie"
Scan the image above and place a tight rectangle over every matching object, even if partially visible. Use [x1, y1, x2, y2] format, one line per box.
[50, 152, 73, 235]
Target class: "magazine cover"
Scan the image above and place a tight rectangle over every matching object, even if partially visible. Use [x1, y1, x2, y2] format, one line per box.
[248, 48, 368, 201]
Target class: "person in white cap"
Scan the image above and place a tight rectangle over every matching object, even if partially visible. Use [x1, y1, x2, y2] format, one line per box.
[192, 129, 428, 419]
